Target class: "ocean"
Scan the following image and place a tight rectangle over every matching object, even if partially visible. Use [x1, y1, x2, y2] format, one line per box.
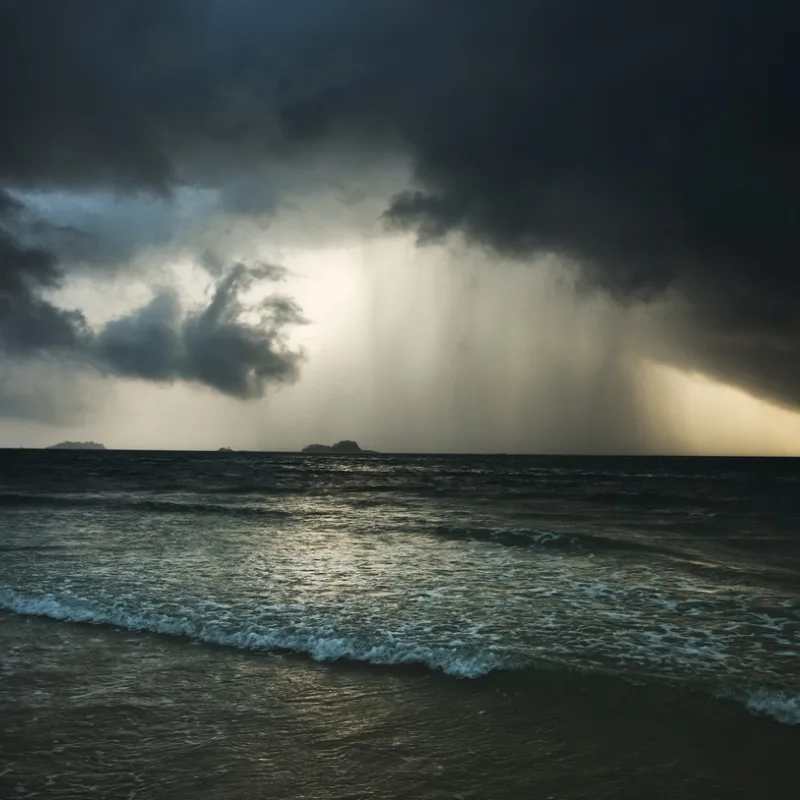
[1, 450, 798, 798]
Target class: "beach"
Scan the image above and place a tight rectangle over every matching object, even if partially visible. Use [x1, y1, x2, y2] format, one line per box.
[2, 611, 799, 799]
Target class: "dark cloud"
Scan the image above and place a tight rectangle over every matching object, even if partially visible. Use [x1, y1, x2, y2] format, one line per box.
[0, 1, 798, 408]
[376, 2, 799, 407]
[94, 263, 304, 397]
[0, 191, 303, 402]
[0, 193, 90, 354]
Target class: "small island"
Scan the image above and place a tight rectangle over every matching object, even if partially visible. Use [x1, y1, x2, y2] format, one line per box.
[301, 440, 378, 455]
[46, 441, 107, 450]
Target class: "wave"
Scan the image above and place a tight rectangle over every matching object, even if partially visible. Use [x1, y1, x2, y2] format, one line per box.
[744, 688, 800, 726]
[0, 587, 511, 678]
[0, 489, 701, 561]
[1, 586, 797, 726]
[432, 524, 684, 560]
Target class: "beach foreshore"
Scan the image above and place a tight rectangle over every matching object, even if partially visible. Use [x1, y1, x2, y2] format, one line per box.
[1, 610, 798, 800]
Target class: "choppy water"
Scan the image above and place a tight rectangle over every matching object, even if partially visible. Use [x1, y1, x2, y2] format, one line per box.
[1, 450, 798, 727]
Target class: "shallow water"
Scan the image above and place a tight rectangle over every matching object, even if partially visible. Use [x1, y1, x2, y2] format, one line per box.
[2, 612, 799, 800]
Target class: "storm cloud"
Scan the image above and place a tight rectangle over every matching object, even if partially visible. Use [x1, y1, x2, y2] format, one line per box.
[94, 262, 304, 397]
[0, 0, 797, 408]
[0, 189, 303, 399]
[0, 192, 90, 355]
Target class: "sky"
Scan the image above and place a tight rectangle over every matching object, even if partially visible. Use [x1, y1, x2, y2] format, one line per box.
[1, 0, 798, 454]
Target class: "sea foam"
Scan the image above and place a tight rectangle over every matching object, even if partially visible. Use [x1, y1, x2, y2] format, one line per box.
[745, 688, 800, 726]
[0, 586, 509, 679]
[2, 585, 799, 725]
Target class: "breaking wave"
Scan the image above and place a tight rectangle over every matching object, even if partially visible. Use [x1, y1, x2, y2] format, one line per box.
[0, 587, 511, 678]
[2, 586, 797, 725]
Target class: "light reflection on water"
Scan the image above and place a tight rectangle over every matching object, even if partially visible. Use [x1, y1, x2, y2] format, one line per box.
[1, 488, 798, 691]
[0, 453, 798, 708]
[1, 453, 800, 797]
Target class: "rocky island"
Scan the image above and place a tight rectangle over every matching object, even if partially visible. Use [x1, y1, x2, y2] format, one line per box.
[46, 441, 107, 450]
[301, 440, 378, 454]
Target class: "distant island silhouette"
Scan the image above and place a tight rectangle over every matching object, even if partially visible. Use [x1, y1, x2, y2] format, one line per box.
[302, 440, 378, 454]
[46, 441, 107, 450]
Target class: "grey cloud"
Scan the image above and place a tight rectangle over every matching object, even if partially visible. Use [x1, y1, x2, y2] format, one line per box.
[0, 192, 303, 403]
[95, 262, 304, 398]
[0, 374, 86, 425]
[93, 264, 303, 399]
[0, 195, 89, 355]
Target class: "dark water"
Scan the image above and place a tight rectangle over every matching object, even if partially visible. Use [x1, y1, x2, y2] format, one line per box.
[1, 451, 799, 798]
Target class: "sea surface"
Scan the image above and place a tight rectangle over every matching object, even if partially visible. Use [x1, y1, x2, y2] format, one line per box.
[1, 450, 799, 798]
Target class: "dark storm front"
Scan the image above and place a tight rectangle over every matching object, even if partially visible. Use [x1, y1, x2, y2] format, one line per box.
[1, 451, 799, 723]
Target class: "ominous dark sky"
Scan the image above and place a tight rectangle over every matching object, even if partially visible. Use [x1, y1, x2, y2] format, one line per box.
[0, 0, 798, 420]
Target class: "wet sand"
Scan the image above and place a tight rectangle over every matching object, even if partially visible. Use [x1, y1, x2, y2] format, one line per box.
[1, 611, 799, 799]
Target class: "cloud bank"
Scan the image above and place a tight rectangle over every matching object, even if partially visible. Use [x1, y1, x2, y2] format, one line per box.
[0, 0, 796, 416]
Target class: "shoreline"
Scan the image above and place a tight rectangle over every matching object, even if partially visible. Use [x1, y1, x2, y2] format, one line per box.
[1, 601, 797, 728]
[3, 611, 800, 799]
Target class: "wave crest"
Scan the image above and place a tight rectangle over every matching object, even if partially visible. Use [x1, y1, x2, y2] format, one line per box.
[2, 586, 798, 725]
[0, 587, 510, 678]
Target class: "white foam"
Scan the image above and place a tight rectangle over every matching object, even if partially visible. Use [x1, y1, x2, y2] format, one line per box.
[0, 587, 509, 679]
[745, 689, 800, 726]
[3, 578, 799, 725]
[529, 531, 562, 545]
